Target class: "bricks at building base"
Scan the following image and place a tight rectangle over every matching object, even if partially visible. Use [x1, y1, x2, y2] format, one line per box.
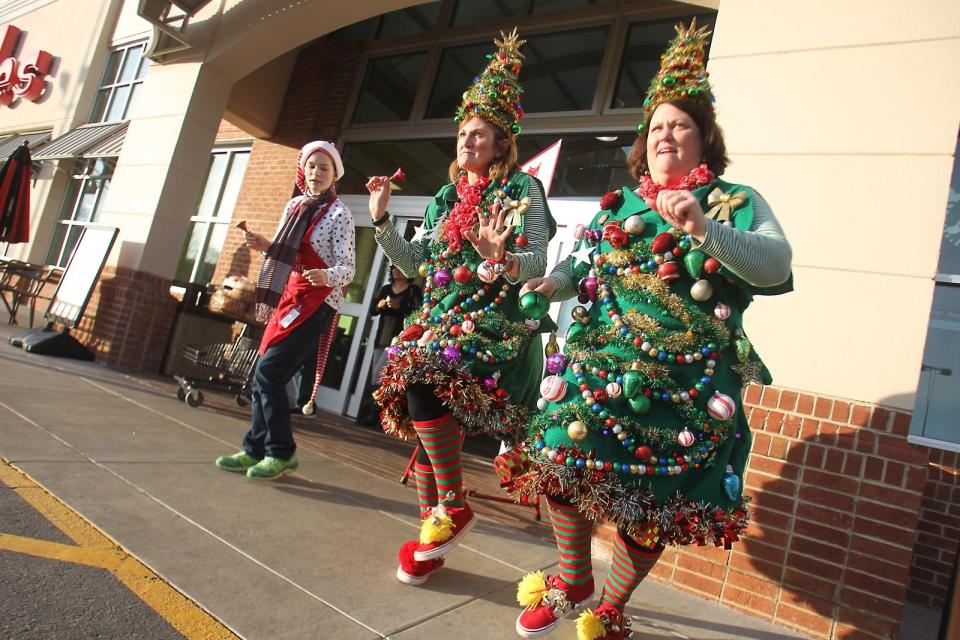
[71, 266, 177, 373]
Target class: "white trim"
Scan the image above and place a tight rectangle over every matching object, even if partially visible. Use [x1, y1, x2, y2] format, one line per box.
[0, 0, 57, 24]
[907, 435, 960, 454]
[934, 274, 960, 284]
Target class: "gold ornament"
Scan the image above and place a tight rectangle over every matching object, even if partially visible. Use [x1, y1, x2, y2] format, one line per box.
[705, 188, 747, 223]
[567, 420, 589, 441]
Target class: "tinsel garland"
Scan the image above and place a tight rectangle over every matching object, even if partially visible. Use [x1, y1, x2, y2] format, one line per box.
[512, 459, 749, 549]
[375, 348, 529, 444]
[528, 393, 733, 454]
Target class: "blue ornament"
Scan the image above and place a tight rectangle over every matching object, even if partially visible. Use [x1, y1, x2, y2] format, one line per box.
[723, 465, 742, 501]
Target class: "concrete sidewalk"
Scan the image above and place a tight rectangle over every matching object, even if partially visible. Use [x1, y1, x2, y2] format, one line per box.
[0, 327, 806, 640]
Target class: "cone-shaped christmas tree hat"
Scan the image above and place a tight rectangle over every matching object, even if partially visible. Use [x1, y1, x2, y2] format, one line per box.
[640, 18, 715, 129]
[455, 28, 526, 137]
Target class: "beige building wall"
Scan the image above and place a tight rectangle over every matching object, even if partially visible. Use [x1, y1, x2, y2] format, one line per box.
[0, 0, 123, 263]
[708, 0, 960, 410]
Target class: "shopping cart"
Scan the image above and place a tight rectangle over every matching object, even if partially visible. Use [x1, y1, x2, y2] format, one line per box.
[174, 331, 259, 408]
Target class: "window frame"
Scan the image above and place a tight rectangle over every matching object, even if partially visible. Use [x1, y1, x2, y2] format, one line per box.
[47, 157, 117, 267]
[175, 144, 252, 285]
[89, 40, 150, 124]
[338, 1, 713, 143]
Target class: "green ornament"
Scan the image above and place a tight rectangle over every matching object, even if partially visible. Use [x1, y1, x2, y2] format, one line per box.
[687, 86, 700, 96]
[628, 394, 652, 415]
[518, 291, 550, 320]
[622, 370, 642, 399]
[735, 336, 753, 363]
[662, 74, 676, 87]
[511, 122, 521, 134]
[636, 122, 645, 134]
[683, 250, 706, 279]
[488, 91, 497, 99]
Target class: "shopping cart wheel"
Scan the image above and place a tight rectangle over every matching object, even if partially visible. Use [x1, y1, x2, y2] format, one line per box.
[185, 389, 204, 407]
[176, 386, 186, 401]
[234, 393, 247, 407]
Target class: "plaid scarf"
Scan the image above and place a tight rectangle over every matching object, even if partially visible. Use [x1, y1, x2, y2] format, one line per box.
[254, 189, 334, 323]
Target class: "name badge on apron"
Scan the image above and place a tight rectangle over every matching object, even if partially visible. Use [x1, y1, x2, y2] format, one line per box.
[279, 306, 301, 329]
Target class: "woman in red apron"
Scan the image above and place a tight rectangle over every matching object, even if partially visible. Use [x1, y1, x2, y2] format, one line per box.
[216, 141, 356, 480]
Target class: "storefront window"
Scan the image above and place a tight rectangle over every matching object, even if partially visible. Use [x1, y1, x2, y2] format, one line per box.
[47, 158, 115, 267]
[425, 27, 608, 119]
[377, 3, 441, 38]
[910, 133, 960, 451]
[175, 148, 250, 284]
[89, 41, 150, 123]
[352, 52, 428, 123]
[340, 132, 631, 197]
[450, 0, 526, 27]
[611, 15, 715, 110]
[531, 0, 616, 13]
[340, 139, 453, 196]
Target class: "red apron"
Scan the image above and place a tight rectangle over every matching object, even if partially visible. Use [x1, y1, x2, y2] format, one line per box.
[259, 202, 335, 355]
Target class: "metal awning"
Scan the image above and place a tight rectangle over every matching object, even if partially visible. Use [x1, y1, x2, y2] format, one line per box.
[0, 130, 52, 160]
[32, 122, 127, 161]
[82, 122, 129, 158]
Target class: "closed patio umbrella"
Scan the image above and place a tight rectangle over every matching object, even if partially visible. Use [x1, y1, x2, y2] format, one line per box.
[0, 142, 32, 244]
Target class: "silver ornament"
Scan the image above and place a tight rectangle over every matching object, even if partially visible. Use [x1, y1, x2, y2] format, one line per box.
[623, 215, 645, 235]
[690, 279, 714, 302]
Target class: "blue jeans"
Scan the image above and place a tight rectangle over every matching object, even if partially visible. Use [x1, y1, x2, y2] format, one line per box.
[243, 303, 334, 460]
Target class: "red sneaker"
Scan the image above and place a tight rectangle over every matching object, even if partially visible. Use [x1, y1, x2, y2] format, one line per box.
[414, 501, 476, 561]
[515, 572, 594, 638]
[396, 540, 445, 586]
[575, 603, 633, 640]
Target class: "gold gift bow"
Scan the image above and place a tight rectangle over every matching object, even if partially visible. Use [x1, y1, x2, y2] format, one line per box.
[705, 188, 747, 223]
[503, 195, 530, 227]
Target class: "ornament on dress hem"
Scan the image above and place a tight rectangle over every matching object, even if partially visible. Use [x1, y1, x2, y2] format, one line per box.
[723, 464, 742, 501]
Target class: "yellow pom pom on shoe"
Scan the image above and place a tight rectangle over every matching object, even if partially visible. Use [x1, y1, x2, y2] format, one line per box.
[517, 570, 548, 609]
[576, 608, 608, 640]
[419, 509, 454, 544]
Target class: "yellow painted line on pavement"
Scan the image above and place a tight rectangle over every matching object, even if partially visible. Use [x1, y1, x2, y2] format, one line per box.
[0, 459, 237, 640]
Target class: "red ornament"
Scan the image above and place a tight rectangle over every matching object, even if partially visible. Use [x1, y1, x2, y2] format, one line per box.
[657, 261, 681, 282]
[453, 265, 472, 284]
[399, 324, 424, 342]
[599, 190, 622, 210]
[449, 324, 463, 337]
[593, 389, 609, 403]
[704, 257, 721, 273]
[651, 232, 675, 254]
[635, 445, 653, 460]
[390, 167, 406, 183]
[603, 223, 629, 249]
[515, 233, 529, 248]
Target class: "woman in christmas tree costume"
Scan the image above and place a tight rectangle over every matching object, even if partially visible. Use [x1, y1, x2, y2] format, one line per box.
[366, 30, 556, 586]
[510, 21, 792, 640]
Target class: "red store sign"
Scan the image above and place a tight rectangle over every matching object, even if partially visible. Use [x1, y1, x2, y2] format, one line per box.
[0, 24, 53, 107]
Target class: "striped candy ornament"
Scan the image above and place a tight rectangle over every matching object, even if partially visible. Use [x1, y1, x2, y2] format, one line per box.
[540, 375, 567, 402]
[706, 391, 736, 421]
[714, 303, 731, 320]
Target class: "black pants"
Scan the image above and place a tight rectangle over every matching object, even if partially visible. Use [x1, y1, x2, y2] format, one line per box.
[243, 304, 334, 460]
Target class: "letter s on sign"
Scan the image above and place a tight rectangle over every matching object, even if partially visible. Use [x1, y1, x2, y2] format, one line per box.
[13, 49, 52, 102]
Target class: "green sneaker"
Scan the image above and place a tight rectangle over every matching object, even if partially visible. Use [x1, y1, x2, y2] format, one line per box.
[215, 451, 260, 473]
[245, 455, 299, 480]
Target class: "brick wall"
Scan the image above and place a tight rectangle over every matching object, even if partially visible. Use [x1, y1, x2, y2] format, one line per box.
[211, 39, 364, 288]
[595, 385, 958, 639]
[72, 265, 178, 372]
[909, 446, 960, 608]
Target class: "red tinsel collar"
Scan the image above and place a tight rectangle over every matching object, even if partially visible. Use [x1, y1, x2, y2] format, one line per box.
[637, 163, 715, 200]
[443, 173, 491, 253]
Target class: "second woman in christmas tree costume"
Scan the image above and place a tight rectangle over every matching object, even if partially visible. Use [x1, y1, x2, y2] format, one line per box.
[509, 21, 792, 640]
[366, 30, 556, 586]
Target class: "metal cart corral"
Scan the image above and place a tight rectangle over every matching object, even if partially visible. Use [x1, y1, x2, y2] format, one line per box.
[174, 329, 259, 408]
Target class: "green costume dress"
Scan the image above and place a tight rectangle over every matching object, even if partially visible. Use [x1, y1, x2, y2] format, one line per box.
[515, 179, 791, 548]
[375, 170, 556, 442]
